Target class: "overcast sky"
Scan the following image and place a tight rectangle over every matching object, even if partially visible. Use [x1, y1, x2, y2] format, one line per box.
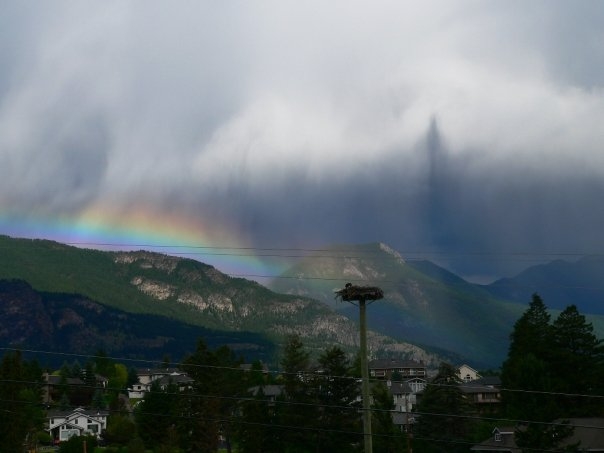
[1, 1, 604, 282]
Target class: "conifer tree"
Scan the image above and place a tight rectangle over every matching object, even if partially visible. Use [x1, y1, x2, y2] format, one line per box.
[414, 362, 472, 453]
[314, 346, 361, 452]
[135, 380, 179, 449]
[0, 351, 44, 452]
[550, 304, 604, 415]
[501, 294, 555, 421]
[274, 335, 317, 452]
[236, 386, 279, 453]
[179, 339, 244, 452]
[499, 295, 604, 451]
[372, 382, 406, 453]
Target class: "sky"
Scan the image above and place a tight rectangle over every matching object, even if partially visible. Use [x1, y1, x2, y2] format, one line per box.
[1, 0, 604, 283]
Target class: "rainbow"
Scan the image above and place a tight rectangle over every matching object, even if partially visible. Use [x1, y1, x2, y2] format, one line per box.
[0, 204, 284, 281]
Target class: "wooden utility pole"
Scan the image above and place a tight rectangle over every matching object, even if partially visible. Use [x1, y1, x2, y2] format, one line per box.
[335, 284, 384, 453]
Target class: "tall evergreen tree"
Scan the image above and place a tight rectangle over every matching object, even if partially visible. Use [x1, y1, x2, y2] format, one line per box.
[514, 421, 578, 453]
[414, 362, 472, 453]
[372, 382, 406, 453]
[498, 295, 604, 451]
[314, 346, 361, 452]
[550, 304, 604, 415]
[274, 335, 317, 453]
[507, 293, 551, 359]
[236, 386, 279, 453]
[179, 339, 244, 452]
[135, 380, 179, 449]
[0, 351, 44, 452]
[501, 294, 556, 421]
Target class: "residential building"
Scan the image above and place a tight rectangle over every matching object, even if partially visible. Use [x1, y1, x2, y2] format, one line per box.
[471, 427, 519, 452]
[128, 368, 192, 399]
[458, 364, 481, 382]
[47, 407, 108, 443]
[43, 374, 85, 404]
[384, 376, 426, 434]
[369, 359, 426, 380]
[386, 378, 426, 412]
[460, 381, 501, 415]
[472, 419, 604, 452]
[248, 384, 284, 406]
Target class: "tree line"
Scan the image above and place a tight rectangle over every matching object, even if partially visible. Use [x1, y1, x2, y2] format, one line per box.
[1, 293, 603, 452]
[412, 294, 604, 452]
[0, 337, 406, 452]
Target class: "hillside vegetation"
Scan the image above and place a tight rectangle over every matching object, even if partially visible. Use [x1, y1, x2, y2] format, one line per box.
[0, 236, 444, 366]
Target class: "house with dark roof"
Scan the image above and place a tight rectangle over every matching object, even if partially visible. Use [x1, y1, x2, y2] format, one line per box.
[460, 381, 501, 415]
[386, 378, 426, 413]
[43, 374, 85, 404]
[472, 419, 604, 452]
[128, 368, 192, 399]
[369, 359, 426, 380]
[248, 384, 284, 406]
[471, 426, 519, 452]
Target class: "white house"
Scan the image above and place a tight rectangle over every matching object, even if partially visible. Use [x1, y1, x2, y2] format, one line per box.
[458, 364, 481, 382]
[47, 407, 108, 442]
[128, 368, 193, 399]
[387, 378, 426, 412]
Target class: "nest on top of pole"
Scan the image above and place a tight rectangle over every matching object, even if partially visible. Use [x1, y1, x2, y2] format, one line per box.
[334, 283, 384, 303]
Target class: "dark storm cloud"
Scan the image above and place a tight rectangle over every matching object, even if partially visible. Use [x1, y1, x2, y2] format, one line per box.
[2, 1, 604, 281]
[200, 118, 604, 281]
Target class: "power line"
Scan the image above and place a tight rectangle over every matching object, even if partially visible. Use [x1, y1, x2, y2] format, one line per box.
[2, 238, 602, 259]
[0, 386, 602, 453]
[3, 347, 604, 403]
[2, 375, 604, 435]
[5, 238, 604, 294]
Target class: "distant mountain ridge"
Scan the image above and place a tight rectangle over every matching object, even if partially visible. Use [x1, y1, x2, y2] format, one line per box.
[270, 243, 604, 367]
[0, 236, 446, 367]
[3, 235, 602, 369]
[269, 243, 564, 367]
[484, 255, 604, 315]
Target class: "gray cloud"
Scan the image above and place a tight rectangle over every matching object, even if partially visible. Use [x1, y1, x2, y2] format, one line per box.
[1, 1, 604, 281]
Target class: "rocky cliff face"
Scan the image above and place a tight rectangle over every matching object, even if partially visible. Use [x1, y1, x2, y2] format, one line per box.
[111, 250, 444, 365]
[0, 236, 451, 367]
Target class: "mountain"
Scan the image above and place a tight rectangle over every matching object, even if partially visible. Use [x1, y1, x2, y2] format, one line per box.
[0, 279, 274, 366]
[269, 243, 528, 368]
[0, 235, 445, 367]
[484, 256, 604, 314]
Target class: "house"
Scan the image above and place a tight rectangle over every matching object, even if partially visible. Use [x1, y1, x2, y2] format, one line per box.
[248, 384, 284, 406]
[382, 377, 426, 434]
[392, 411, 416, 433]
[471, 427, 519, 452]
[460, 381, 501, 414]
[43, 372, 109, 405]
[47, 407, 108, 443]
[128, 368, 192, 399]
[369, 359, 426, 380]
[388, 380, 413, 412]
[128, 368, 194, 398]
[458, 364, 481, 382]
[156, 373, 194, 391]
[386, 378, 426, 412]
[472, 419, 604, 452]
[474, 375, 502, 387]
[136, 367, 181, 385]
[43, 373, 90, 406]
